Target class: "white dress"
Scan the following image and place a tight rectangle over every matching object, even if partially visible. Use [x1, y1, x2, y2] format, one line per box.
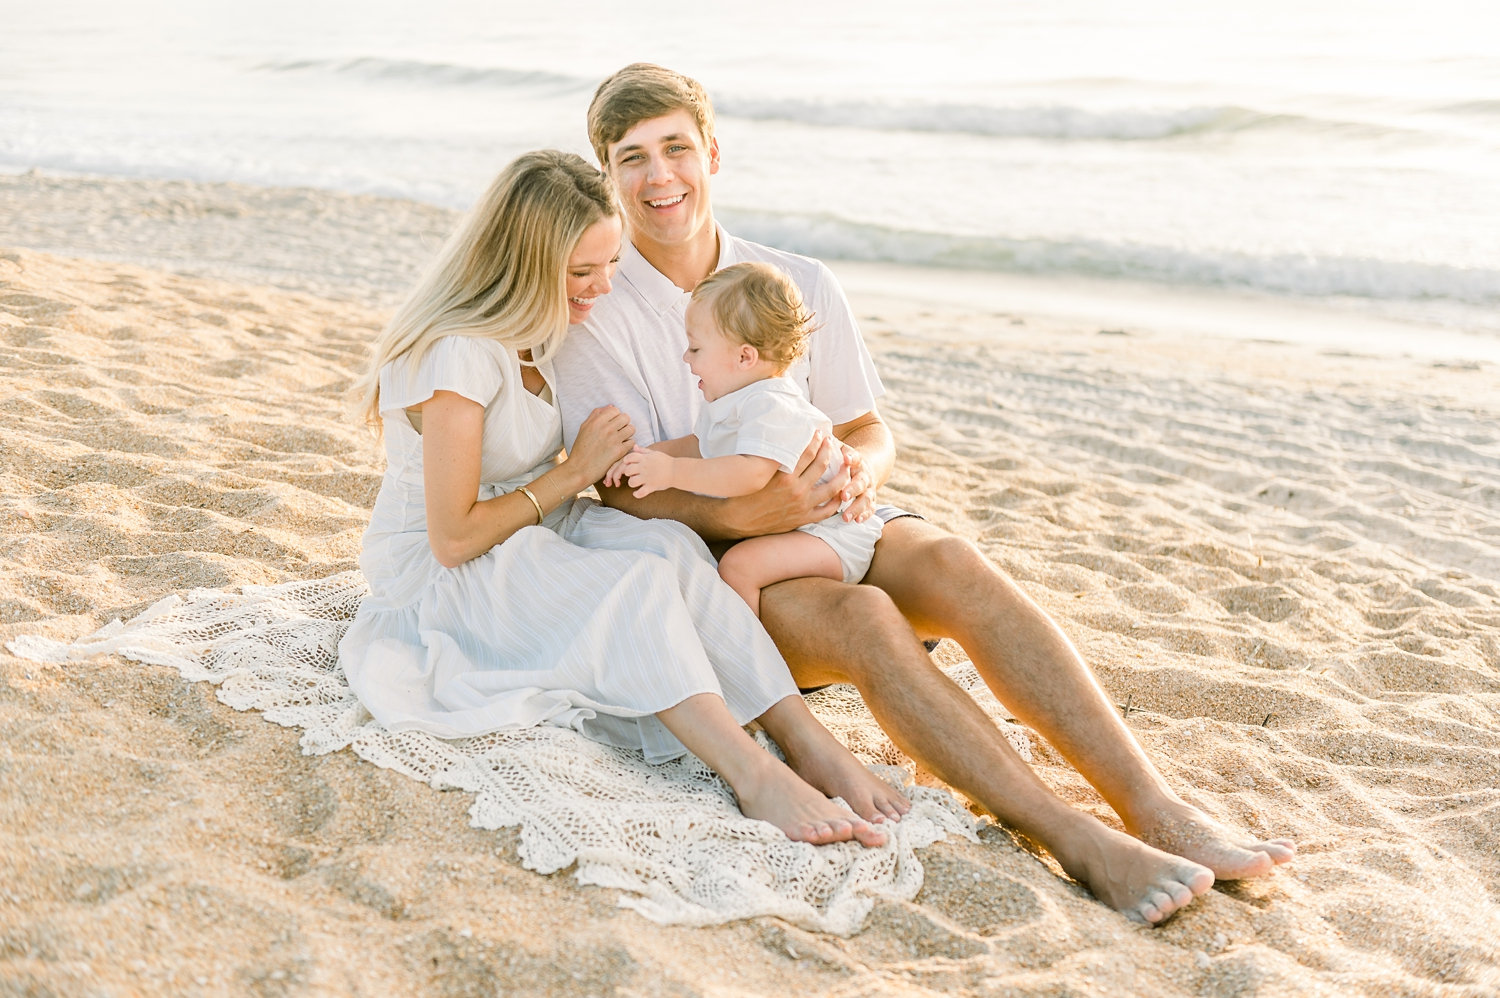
[338, 335, 798, 763]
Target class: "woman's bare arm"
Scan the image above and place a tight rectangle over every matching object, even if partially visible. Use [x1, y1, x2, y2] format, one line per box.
[419, 391, 628, 567]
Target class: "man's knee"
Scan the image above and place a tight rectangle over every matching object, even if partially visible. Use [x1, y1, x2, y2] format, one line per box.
[761, 577, 906, 640]
[921, 534, 1017, 596]
[882, 531, 1032, 635]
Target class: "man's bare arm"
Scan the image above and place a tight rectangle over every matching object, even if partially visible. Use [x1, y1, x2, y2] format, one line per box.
[648, 434, 702, 459]
[596, 431, 847, 541]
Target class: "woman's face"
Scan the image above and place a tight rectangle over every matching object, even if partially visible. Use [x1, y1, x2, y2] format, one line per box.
[566, 214, 623, 324]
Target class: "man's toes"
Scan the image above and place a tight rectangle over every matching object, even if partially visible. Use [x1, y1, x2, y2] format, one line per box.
[1261, 840, 1296, 862]
[1234, 848, 1275, 878]
[1165, 881, 1194, 907]
[1259, 843, 1293, 862]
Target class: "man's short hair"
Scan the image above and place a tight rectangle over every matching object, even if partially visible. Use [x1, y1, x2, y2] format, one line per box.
[587, 63, 716, 166]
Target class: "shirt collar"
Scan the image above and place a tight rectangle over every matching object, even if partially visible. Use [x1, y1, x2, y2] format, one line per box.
[617, 222, 737, 316]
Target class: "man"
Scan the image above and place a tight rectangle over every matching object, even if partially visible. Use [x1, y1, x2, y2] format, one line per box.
[555, 63, 1294, 924]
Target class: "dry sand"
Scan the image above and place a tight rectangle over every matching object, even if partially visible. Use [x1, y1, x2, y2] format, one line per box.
[3, 171, 1499, 997]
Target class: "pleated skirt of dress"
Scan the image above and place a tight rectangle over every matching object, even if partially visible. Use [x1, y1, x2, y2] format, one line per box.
[338, 499, 798, 763]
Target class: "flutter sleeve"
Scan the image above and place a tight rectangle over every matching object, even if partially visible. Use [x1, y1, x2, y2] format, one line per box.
[378, 336, 506, 415]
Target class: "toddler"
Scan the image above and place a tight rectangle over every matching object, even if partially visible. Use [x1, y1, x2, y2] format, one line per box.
[607, 261, 883, 616]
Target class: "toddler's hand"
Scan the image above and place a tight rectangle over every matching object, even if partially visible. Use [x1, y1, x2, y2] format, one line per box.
[621, 445, 673, 499]
[603, 457, 628, 489]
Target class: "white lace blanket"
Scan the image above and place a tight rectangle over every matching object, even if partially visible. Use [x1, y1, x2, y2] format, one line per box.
[7, 573, 1027, 935]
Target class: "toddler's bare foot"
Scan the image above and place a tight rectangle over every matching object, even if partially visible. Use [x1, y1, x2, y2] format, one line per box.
[1051, 815, 1215, 925]
[1131, 798, 1295, 880]
[790, 748, 911, 825]
[736, 757, 888, 848]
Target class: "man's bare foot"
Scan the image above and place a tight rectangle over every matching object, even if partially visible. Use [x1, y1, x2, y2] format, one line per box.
[788, 748, 912, 825]
[1130, 798, 1295, 880]
[1051, 815, 1215, 925]
[735, 756, 889, 848]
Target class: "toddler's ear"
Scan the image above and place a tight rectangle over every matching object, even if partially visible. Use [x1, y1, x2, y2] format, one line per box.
[738, 343, 760, 367]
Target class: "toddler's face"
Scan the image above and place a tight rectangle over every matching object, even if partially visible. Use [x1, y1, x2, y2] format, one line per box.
[683, 301, 751, 402]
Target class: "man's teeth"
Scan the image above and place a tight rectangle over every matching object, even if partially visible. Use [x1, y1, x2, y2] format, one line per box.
[647, 195, 685, 208]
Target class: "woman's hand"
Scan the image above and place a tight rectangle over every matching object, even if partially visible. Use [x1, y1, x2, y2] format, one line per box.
[566, 405, 635, 487]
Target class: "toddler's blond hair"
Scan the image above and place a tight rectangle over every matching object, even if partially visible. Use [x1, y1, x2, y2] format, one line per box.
[692, 262, 814, 373]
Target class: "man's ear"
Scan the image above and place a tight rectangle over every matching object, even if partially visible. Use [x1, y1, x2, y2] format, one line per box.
[707, 135, 721, 176]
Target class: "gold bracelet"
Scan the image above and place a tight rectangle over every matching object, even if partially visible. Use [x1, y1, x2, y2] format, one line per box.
[516, 485, 545, 525]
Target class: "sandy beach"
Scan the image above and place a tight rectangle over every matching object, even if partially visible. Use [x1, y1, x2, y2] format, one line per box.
[3, 170, 1499, 996]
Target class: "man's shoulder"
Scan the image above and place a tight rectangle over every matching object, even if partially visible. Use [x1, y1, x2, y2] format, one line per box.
[724, 233, 832, 291]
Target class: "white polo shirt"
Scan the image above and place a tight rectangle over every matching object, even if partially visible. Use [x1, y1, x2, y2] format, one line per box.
[555, 223, 884, 449]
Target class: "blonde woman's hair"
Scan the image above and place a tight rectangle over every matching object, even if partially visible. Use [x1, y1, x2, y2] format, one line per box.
[356, 150, 617, 424]
[692, 262, 815, 374]
[587, 63, 716, 166]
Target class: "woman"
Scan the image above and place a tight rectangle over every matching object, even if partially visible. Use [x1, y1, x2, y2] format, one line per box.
[339, 150, 907, 845]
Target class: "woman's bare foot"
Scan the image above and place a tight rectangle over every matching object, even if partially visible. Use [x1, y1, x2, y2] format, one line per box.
[787, 746, 911, 825]
[755, 698, 911, 824]
[1129, 798, 1295, 880]
[1051, 814, 1215, 925]
[735, 754, 889, 848]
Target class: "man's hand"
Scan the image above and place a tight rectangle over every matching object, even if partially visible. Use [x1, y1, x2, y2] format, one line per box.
[723, 431, 848, 537]
[619, 445, 676, 498]
[838, 442, 878, 522]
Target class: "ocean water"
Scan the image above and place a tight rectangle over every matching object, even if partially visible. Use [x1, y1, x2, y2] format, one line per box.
[3, 0, 1498, 342]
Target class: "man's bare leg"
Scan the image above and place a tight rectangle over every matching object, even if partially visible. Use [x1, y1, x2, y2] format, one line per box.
[759, 577, 1215, 923]
[865, 517, 1296, 878]
[656, 693, 887, 847]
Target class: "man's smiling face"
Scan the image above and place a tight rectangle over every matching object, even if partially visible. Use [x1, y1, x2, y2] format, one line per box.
[604, 109, 719, 253]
